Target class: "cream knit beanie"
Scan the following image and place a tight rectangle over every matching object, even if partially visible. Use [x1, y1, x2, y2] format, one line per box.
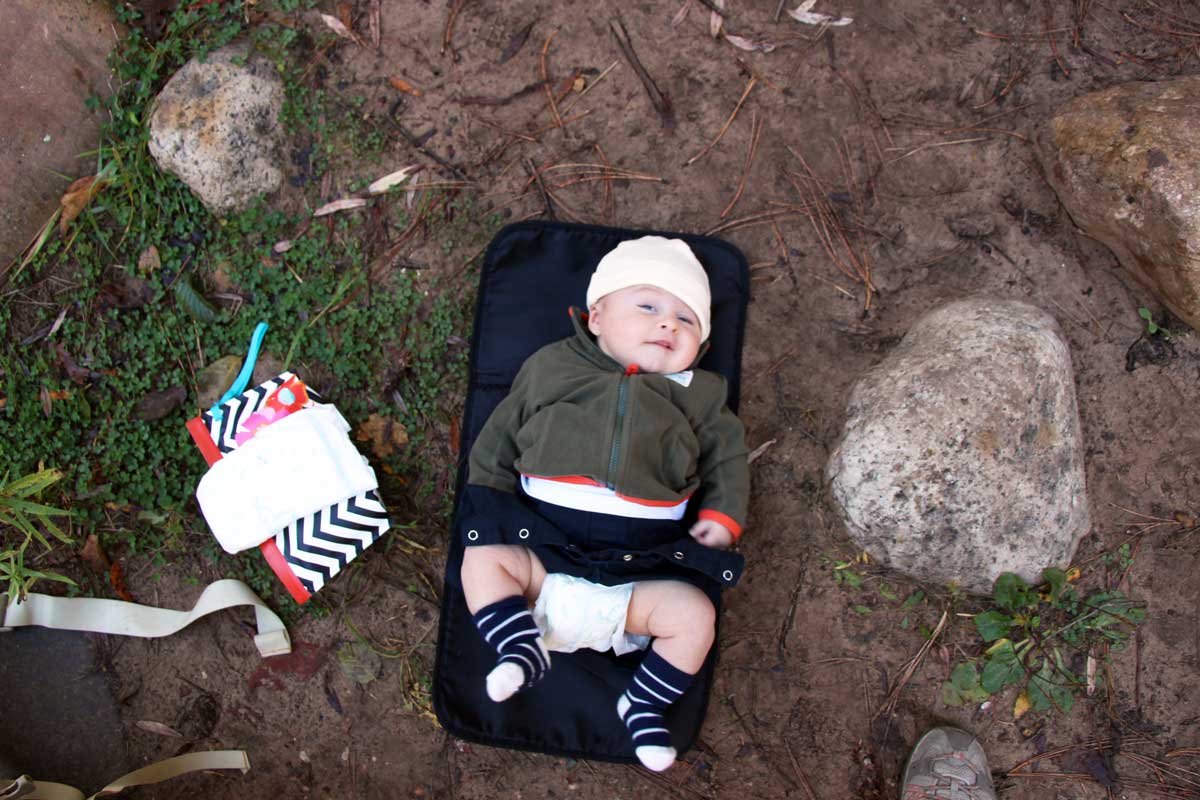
[586, 236, 712, 341]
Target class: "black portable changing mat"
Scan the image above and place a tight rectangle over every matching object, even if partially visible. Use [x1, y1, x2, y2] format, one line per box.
[433, 220, 749, 763]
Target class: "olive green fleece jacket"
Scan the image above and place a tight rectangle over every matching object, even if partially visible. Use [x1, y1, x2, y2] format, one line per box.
[468, 309, 750, 538]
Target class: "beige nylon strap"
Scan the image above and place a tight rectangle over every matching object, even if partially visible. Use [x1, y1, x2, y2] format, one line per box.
[1, 751, 249, 800]
[1, 580, 290, 658]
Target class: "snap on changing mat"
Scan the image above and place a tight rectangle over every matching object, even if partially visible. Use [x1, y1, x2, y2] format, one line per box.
[433, 221, 749, 763]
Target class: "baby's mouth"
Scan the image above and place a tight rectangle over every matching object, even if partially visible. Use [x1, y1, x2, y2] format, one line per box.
[648, 339, 674, 350]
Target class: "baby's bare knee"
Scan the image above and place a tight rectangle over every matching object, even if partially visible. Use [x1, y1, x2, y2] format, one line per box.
[659, 584, 715, 640]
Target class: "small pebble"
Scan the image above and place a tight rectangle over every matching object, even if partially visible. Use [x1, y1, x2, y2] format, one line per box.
[43, 134, 52, 143]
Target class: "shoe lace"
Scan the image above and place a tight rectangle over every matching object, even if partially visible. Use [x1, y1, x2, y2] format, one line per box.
[903, 753, 991, 800]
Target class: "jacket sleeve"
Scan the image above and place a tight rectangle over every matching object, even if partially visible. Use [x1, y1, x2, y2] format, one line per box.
[693, 375, 750, 539]
[466, 356, 539, 494]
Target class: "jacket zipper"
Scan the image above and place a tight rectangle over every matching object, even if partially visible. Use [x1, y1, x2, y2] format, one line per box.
[606, 370, 634, 489]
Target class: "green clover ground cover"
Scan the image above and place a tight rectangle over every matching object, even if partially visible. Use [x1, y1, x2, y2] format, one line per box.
[1, 1, 498, 607]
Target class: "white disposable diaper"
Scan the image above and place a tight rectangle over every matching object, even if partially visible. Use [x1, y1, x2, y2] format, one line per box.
[532, 573, 651, 656]
[196, 404, 379, 554]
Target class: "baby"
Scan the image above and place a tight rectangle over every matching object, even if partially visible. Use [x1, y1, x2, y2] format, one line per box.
[460, 236, 749, 771]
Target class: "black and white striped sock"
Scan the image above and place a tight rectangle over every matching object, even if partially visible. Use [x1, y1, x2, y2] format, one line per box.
[472, 595, 551, 702]
[617, 649, 694, 771]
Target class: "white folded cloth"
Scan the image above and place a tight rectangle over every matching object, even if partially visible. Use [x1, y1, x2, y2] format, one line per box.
[196, 404, 379, 554]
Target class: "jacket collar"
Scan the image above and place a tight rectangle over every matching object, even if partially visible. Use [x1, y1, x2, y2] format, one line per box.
[566, 306, 709, 372]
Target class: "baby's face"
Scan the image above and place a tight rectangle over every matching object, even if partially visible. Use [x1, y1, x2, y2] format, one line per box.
[587, 285, 703, 374]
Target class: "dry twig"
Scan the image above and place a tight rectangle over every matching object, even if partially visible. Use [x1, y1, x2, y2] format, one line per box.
[610, 18, 675, 130]
[720, 111, 765, 219]
[877, 610, 949, 717]
[686, 77, 757, 166]
[540, 30, 564, 129]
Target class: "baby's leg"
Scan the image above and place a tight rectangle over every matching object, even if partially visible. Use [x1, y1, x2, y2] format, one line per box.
[460, 544, 548, 612]
[618, 581, 716, 771]
[460, 545, 550, 702]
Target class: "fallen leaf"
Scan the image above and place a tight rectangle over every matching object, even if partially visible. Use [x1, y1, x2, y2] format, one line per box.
[724, 33, 777, 52]
[137, 245, 161, 274]
[1065, 567, 1081, 582]
[337, 641, 381, 685]
[388, 76, 423, 97]
[572, 75, 585, 92]
[449, 415, 461, 454]
[324, 670, 344, 715]
[59, 175, 109, 234]
[81, 534, 111, 573]
[109, 561, 134, 602]
[210, 260, 236, 294]
[313, 197, 368, 217]
[1175, 511, 1198, 528]
[672, 0, 692, 26]
[273, 239, 293, 254]
[1013, 691, 1031, 719]
[196, 355, 244, 408]
[367, 165, 420, 195]
[747, 438, 777, 464]
[367, 0, 381, 49]
[498, 20, 535, 64]
[788, 0, 853, 26]
[53, 343, 96, 384]
[319, 13, 365, 45]
[1086, 652, 1097, 695]
[709, 0, 724, 37]
[135, 385, 187, 421]
[249, 642, 331, 691]
[136, 720, 183, 738]
[336, 1, 353, 30]
[356, 413, 409, 458]
[99, 271, 154, 310]
[40, 385, 52, 418]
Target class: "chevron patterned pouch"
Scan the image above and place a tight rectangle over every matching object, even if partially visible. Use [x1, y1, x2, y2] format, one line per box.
[186, 364, 391, 604]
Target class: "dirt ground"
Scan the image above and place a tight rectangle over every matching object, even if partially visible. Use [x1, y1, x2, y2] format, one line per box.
[100, 1, 1200, 797]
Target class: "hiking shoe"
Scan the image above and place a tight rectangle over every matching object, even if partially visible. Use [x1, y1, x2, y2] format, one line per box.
[901, 727, 997, 800]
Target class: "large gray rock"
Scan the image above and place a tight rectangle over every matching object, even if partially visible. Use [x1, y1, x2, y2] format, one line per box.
[826, 298, 1089, 595]
[1039, 78, 1200, 331]
[148, 42, 284, 214]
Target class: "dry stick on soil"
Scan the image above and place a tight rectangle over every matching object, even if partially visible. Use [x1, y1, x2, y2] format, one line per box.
[1045, 4, 1072, 76]
[784, 740, 820, 800]
[387, 114, 471, 182]
[941, 125, 1030, 142]
[560, 59, 620, 116]
[540, 30, 564, 129]
[787, 151, 875, 308]
[610, 18, 676, 130]
[522, 158, 556, 219]
[442, 0, 468, 55]
[367, 0, 381, 49]
[704, 207, 805, 236]
[686, 77, 757, 166]
[720, 111, 765, 219]
[595, 144, 616, 223]
[876, 610, 949, 718]
[887, 136, 990, 162]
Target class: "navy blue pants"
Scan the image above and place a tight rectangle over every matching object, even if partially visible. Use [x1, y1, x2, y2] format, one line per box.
[454, 484, 744, 590]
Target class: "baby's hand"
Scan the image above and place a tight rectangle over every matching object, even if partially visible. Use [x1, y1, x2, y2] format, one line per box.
[689, 519, 734, 550]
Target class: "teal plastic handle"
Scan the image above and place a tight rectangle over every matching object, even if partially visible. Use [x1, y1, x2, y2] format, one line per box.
[209, 321, 269, 422]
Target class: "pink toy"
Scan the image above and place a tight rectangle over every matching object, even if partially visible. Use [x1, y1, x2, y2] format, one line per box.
[234, 376, 310, 446]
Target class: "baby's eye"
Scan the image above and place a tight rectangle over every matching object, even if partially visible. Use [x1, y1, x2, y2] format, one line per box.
[638, 304, 656, 312]
[677, 315, 695, 326]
